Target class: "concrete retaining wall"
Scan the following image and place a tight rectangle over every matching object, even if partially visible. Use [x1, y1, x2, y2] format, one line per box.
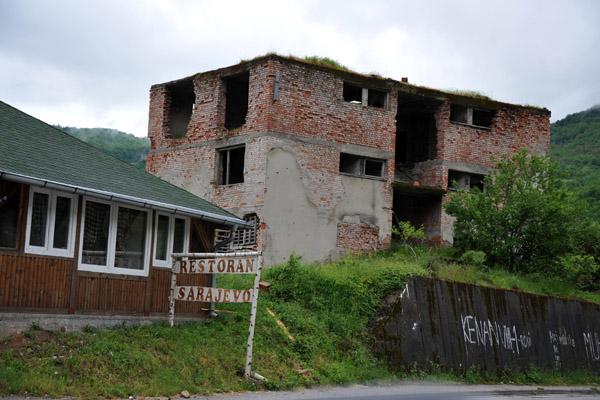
[371, 276, 600, 373]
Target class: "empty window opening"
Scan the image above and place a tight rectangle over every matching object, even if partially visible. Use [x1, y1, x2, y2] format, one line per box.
[448, 170, 486, 191]
[472, 108, 494, 127]
[368, 88, 387, 108]
[168, 80, 195, 139]
[224, 72, 250, 130]
[364, 159, 384, 177]
[218, 146, 245, 185]
[343, 82, 387, 108]
[395, 95, 440, 165]
[392, 193, 442, 243]
[0, 180, 21, 249]
[343, 83, 362, 104]
[450, 104, 494, 128]
[340, 153, 362, 175]
[450, 104, 471, 124]
[340, 153, 385, 178]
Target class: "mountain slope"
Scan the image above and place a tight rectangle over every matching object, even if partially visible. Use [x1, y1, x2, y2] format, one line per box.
[550, 105, 600, 220]
[56, 126, 150, 169]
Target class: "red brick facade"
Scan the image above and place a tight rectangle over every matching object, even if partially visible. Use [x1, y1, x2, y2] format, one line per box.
[146, 55, 550, 263]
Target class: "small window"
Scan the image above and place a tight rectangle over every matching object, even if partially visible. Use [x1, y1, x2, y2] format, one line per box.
[79, 198, 151, 276]
[343, 83, 362, 103]
[25, 188, 77, 257]
[218, 146, 245, 185]
[153, 213, 189, 267]
[168, 79, 195, 139]
[450, 104, 470, 124]
[450, 104, 494, 128]
[339, 153, 385, 179]
[472, 108, 494, 128]
[224, 72, 250, 130]
[448, 170, 486, 192]
[343, 83, 387, 108]
[114, 206, 148, 270]
[368, 88, 387, 108]
[0, 180, 21, 249]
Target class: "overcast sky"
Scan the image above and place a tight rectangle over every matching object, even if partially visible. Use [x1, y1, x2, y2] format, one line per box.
[1, 0, 598, 137]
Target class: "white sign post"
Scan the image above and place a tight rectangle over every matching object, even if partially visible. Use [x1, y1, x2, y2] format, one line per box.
[169, 251, 262, 379]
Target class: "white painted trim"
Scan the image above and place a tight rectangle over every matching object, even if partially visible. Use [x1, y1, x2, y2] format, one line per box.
[153, 213, 190, 268]
[24, 188, 77, 258]
[78, 197, 151, 277]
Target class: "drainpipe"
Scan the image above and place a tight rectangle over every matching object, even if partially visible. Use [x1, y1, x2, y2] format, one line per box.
[209, 223, 240, 318]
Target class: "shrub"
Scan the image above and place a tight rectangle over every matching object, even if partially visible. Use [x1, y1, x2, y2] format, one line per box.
[459, 250, 486, 268]
[445, 149, 585, 274]
[552, 255, 599, 291]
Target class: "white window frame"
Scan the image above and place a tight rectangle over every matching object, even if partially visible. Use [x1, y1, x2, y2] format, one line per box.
[24, 188, 78, 258]
[152, 212, 190, 268]
[78, 197, 151, 277]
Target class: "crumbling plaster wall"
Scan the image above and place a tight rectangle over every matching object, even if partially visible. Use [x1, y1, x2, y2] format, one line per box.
[264, 145, 392, 265]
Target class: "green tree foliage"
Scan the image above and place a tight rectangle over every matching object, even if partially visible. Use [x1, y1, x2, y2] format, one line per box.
[550, 105, 600, 220]
[445, 149, 584, 273]
[56, 126, 150, 169]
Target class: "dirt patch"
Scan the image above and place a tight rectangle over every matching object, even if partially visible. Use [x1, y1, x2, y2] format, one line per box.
[0, 330, 56, 351]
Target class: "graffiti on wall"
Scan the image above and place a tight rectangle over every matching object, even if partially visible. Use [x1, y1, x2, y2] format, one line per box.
[460, 314, 532, 355]
[371, 276, 600, 373]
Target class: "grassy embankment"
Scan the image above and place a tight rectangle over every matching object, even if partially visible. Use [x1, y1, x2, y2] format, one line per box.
[1, 247, 600, 398]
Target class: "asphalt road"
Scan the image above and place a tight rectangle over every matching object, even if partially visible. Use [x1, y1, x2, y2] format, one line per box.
[2, 383, 599, 400]
[194, 383, 600, 400]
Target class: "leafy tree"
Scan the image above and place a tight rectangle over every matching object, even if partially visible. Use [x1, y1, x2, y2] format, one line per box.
[445, 149, 585, 273]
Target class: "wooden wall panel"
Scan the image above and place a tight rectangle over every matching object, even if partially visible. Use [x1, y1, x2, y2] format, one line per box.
[74, 276, 147, 313]
[0, 254, 72, 309]
[149, 267, 211, 314]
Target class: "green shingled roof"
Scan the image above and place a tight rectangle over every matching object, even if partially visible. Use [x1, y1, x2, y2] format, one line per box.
[0, 100, 242, 225]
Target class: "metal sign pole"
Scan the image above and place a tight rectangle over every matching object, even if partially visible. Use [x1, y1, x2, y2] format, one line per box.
[244, 255, 262, 379]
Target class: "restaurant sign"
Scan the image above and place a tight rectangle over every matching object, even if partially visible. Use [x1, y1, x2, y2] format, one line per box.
[169, 251, 262, 379]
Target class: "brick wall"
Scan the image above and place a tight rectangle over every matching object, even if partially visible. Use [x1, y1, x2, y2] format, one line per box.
[336, 223, 381, 252]
[147, 55, 550, 259]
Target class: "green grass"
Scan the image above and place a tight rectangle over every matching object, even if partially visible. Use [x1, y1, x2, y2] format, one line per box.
[444, 88, 492, 100]
[1, 247, 599, 397]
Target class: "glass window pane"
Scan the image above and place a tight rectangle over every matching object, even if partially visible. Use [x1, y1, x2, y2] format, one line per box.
[173, 218, 186, 254]
[0, 181, 20, 248]
[115, 207, 147, 270]
[29, 192, 49, 247]
[82, 201, 111, 266]
[155, 215, 169, 261]
[53, 196, 71, 250]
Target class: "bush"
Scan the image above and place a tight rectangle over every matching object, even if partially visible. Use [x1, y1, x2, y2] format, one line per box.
[552, 255, 599, 291]
[445, 149, 585, 274]
[459, 250, 486, 268]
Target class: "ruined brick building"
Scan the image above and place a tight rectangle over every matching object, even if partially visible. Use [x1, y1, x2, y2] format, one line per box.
[146, 54, 550, 265]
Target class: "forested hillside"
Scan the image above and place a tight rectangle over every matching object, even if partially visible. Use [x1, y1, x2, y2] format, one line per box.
[55, 126, 150, 170]
[550, 105, 600, 220]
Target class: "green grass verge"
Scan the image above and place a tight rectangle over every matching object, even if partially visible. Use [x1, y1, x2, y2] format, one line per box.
[1, 247, 599, 398]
